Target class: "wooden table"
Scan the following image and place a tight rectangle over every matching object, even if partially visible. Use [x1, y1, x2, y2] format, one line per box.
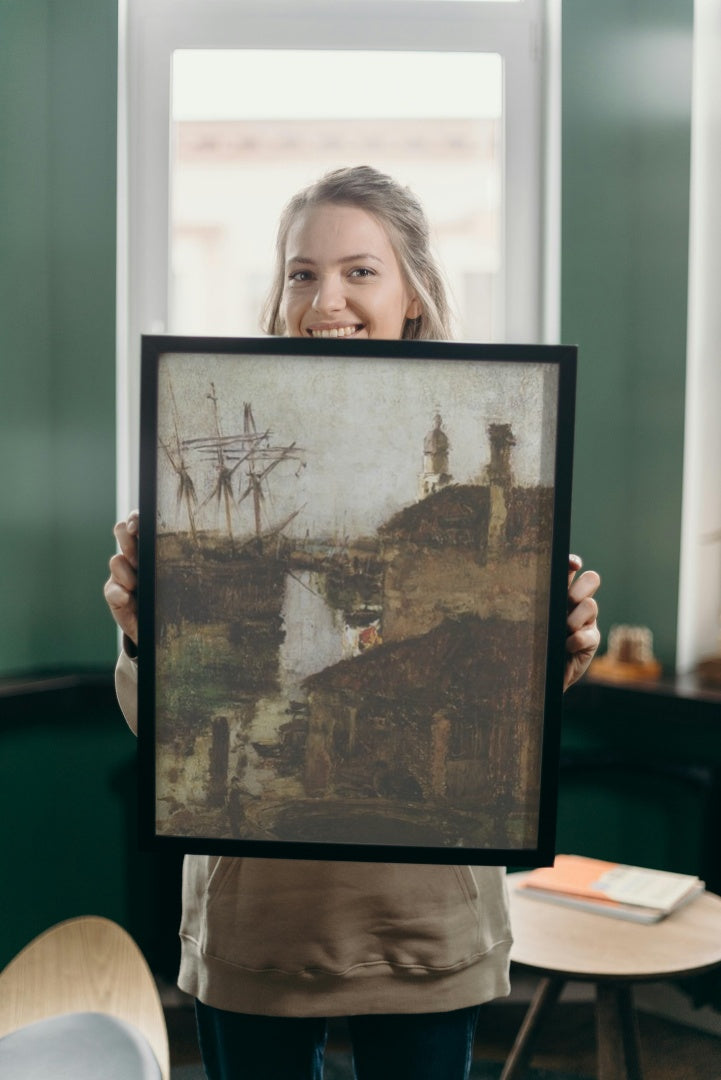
[503, 873, 721, 1080]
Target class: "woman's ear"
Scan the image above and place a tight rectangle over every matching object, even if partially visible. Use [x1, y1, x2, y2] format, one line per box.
[406, 296, 423, 320]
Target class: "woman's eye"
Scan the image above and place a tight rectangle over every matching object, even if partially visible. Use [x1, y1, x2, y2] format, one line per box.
[349, 267, 375, 279]
[288, 269, 313, 283]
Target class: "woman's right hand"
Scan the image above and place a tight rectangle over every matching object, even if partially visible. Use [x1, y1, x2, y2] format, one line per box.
[104, 510, 139, 646]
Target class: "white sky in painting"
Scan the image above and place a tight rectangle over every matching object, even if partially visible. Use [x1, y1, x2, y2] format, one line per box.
[156, 351, 558, 541]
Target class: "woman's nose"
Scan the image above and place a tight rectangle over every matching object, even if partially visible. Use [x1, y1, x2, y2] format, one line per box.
[312, 274, 345, 314]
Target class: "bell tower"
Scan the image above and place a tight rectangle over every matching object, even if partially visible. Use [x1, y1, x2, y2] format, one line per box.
[419, 413, 452, 499]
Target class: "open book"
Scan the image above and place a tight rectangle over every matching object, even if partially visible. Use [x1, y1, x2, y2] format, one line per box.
[515, 854, 705, 923]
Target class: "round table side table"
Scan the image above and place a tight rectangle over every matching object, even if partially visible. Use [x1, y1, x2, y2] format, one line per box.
[502, 872, 721, 1080]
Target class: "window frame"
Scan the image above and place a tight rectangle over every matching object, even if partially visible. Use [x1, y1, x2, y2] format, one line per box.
[117, 0, 558, 511]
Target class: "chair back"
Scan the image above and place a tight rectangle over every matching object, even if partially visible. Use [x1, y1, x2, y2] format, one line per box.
[0, 915, 170, 1080]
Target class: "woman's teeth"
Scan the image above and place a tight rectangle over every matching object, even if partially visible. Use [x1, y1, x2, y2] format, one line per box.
[310, 325, 360, 338]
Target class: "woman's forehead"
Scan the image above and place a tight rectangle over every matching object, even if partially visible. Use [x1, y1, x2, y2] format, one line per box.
[285, 202, 396, 262]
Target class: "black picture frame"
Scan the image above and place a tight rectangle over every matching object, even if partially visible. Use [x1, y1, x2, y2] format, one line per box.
[138, 335, 576, 865]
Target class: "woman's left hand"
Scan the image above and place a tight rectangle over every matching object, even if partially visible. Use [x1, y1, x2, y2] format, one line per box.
[564, 555, 601, 691]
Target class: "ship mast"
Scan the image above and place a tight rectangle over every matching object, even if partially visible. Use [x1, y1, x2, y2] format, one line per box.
[245, 403, 264, 543]
[208, 382, 235, 545]
[176, 388, 305, 548]
[160, 376, 198, 542]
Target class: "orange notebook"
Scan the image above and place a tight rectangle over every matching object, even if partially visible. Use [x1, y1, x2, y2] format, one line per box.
[516, 855, 704, 923]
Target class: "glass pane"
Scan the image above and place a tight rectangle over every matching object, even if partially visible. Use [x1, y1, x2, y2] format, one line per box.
[170, 50, 503, 341]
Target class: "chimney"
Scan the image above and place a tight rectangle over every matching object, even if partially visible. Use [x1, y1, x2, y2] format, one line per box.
[485, 424, 515, 553]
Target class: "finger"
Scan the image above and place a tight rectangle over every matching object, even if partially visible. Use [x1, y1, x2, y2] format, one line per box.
[103, 577, 133, 613]
[568, 568, 601, 607]
[566, 623, 601, 657]
[567, 553, 583, 588]
[108, 552, 137, 592]
[103, 579, 138, 642]
[113, 518, 139, 568]
[566, 594, 599, 634]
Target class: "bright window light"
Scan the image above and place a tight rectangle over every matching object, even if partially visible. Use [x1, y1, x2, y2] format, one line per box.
[173, 50, 502, 121]
[170, 50, 503, 342]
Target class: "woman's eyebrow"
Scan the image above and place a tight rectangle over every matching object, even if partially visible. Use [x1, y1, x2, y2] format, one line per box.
[339, 253, 383, 264]
[286, 253, 384, 266]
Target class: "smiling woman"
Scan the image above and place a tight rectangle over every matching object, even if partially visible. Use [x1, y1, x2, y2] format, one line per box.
[107, 155, 599, 1080]
[263, 167, 452, 342]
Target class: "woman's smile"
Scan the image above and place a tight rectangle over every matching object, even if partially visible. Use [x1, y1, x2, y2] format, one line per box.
[306, 323, 365, 339]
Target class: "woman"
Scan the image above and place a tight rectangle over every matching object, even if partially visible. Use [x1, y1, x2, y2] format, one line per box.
[106, 166, 601, 1080]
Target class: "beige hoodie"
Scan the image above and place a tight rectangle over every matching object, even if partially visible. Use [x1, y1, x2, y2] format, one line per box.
[116, 650, 512, 1016]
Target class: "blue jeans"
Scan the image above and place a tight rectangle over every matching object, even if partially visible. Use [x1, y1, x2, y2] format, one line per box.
[195, 1000, 481, 1080]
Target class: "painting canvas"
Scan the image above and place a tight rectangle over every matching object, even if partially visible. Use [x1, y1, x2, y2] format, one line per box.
[138, 336, 576, 865]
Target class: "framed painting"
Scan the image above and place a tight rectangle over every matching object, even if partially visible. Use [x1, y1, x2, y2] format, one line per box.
[137, 336, 576, 865]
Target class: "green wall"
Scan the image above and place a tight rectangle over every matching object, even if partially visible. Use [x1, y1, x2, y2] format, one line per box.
[0, 0, 118, 676]
[0, 682, 184, 974]
[0, 0, 127, 970]
[562, 0, 693, 669]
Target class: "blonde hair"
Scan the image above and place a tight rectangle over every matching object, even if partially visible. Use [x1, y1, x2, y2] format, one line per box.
[262, 165, 453, 341]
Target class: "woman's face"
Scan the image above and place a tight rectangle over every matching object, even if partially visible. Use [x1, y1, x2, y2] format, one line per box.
[281, 203, 421, 340]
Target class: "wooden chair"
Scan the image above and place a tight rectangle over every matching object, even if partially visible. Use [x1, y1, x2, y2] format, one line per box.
[0, 915, 169, 1079]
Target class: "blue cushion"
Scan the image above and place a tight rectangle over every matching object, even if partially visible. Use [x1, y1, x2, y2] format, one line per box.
[0, 1011, 162, 1079]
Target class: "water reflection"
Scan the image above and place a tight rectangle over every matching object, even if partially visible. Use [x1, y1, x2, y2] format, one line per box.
[279, 570, 346, 689]
[155, 565, 369, 836]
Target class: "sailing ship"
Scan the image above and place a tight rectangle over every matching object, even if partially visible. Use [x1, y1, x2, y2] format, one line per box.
[156, 380, 306, 624]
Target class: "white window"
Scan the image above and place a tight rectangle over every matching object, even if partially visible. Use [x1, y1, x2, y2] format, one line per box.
[117, 0, 558, 510]
[677, 0, 721, 674]
[169, 49, 504, 343]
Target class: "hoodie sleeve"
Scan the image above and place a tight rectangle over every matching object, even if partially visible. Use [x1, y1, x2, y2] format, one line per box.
[115, 644, 139, 736]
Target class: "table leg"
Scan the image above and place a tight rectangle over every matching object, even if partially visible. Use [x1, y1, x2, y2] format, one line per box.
[499, 976, 565, 1080]
[596, 982, 643, 1080]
